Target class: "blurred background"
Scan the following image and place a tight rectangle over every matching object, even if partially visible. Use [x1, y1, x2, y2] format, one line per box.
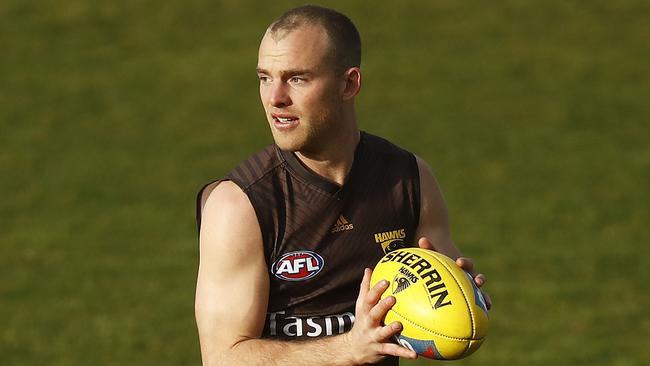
[1, 0, 648, 365]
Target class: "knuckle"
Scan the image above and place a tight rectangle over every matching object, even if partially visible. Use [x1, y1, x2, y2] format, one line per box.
[382, 323, 399, 337]
[375, 297, 393, 313]
[373, 280, 389, 291]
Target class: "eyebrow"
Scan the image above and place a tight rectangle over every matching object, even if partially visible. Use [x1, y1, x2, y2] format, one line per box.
[256, 68, 313, 77]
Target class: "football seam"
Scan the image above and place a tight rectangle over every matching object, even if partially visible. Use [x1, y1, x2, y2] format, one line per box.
[427, 252, 477, 339]
[389, 308, 484, 342]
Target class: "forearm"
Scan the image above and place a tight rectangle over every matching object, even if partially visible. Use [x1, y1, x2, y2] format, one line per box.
[205, 333, 358, 366]
[431, 238, 463, 260]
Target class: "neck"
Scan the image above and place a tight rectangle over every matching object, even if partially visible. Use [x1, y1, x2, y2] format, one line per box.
[295, 128, 360, 186]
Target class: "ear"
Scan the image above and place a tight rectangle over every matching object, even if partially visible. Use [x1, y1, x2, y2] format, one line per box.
[341, 67, 362, 101]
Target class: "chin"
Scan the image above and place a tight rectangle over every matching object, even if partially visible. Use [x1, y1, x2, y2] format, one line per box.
[270, 123, 322, 153]
[271, 132, 304, 152]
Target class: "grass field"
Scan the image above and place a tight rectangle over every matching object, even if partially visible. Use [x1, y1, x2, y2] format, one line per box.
[1, 1, 648, 365]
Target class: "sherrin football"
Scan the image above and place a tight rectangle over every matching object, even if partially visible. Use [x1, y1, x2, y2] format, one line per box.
[370, 247, 489, 360]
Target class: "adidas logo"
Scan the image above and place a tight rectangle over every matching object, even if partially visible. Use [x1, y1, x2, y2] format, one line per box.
[331, 214, 354, 233]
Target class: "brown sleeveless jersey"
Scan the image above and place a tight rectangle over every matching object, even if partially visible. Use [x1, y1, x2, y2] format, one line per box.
[197, 132, 420, 366]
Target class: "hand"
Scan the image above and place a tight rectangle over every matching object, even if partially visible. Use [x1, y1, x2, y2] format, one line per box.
[343, 268, 417, 364]
[418, 237, 492, 310]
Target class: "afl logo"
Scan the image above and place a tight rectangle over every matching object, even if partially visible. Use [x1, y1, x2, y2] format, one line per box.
[272, 250, 324, 281]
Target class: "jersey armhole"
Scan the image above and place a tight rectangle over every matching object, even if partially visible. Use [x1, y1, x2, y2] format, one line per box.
[196, 179, 227, 237]
[195, 179, 273, 266]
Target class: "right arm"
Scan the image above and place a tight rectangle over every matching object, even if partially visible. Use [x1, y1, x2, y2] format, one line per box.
[195, 181, 416, 365]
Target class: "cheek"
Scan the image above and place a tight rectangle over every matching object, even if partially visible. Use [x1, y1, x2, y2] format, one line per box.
[303, 86, 337, 111]
[259, 90, 276, 115]
[259, 85, 268, 104]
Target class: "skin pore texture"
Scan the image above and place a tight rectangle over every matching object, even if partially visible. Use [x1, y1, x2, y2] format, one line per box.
[256, 25, 361, 185]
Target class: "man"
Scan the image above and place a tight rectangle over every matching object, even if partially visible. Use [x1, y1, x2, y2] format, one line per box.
[195, 5, 491, 366]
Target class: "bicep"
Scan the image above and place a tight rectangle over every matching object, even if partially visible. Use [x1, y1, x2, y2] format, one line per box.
[415, 156, 462, 259]
[195, 181, 269, 362]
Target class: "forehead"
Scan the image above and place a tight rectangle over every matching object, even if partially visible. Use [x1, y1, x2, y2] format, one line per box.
[257, 25, 332, 72]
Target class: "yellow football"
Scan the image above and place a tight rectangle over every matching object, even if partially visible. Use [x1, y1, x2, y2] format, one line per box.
[370, 247, 489, 360]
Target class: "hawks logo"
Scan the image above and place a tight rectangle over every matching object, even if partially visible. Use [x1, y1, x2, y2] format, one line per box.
[374, 229, 408, 253]
[272, 250, 324, 281]
[392, 266, 418, 294]
[393, 276, 411, 294]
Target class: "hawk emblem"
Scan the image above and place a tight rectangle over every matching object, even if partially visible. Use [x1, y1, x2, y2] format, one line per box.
[392, 275, 412, 294]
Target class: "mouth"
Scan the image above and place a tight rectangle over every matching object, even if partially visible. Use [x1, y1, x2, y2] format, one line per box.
[271, 113, 300, 130]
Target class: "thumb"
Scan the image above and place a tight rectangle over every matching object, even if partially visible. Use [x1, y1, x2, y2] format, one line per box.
[417, 237, 435, 250]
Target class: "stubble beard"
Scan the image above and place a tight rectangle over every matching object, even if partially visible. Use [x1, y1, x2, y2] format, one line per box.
[270, 107, 340, 154]
[271, 119, 322, 154]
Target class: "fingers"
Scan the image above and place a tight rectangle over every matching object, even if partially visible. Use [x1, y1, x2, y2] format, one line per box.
[474, 273, 486, 287]
[456, 257, 486, 286]
[455, 257, 492, 309]
[456, 257, 488, 288]
[363, 279, 390, 313]
[417, 237, 434, 250]
[368, 295, 395, 324]
[381, 342, 418, 359]
[482, 290, 493, 310]
[357, 268, 392, 316]
[375, 320, 418, 359]
[350, 270, 415, 362]
[357, 268, 371, 301]
[456, 257, 475, 275]
[367, 280, 389, 302]
[376, 320, 401, 340]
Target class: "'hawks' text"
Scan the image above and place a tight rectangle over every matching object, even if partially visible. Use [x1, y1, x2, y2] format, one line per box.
[374, 229, 406, 243]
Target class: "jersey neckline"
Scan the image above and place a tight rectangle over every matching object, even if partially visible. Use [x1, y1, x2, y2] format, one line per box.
[276, 131, 367, 196]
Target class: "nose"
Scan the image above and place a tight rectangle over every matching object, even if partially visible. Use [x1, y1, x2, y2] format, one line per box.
[269, 81, 292, 108]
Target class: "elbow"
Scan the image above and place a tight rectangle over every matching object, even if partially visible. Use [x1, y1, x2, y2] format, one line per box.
[200, 349, 229, 366]
[199, 337, 255, 366]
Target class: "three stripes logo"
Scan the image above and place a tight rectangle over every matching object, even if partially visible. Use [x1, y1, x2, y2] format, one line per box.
[331, 214, 354, 233]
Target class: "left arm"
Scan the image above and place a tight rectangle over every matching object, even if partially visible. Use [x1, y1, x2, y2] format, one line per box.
[414, 155, 492, 309]
[414, 155, 461, 259]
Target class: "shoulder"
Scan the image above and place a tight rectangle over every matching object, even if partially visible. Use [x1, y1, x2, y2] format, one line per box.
[362, 132, 416, 164]
[199, 180, 263, 256]
[197, 179, 251, 220]
[200, 181, 257, 233]
[202, 180, 250, 210]
[363, 132, 411, 154]
[196, 143, 282, 225]
[414, 155, 441, 194]
[413, 155, 448, 218]
[414, 155, 433, 178]
[228, 144, 284, 189]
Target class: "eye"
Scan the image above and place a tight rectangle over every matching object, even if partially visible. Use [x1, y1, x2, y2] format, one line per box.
[258, 75, 271, 83]
[288, 76, 305, 84]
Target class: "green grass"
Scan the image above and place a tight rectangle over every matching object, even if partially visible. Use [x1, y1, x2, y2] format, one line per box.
[1, 0, 648, 365]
